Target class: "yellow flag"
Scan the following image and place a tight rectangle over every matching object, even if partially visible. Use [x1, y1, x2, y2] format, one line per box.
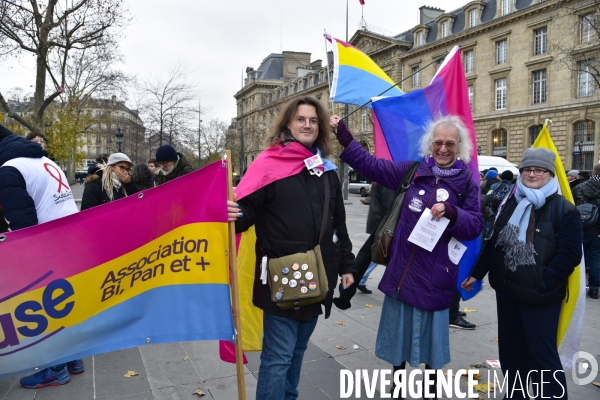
[532, 124, 585, 370]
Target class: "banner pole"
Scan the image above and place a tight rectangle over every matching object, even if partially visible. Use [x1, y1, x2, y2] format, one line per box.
[226, 150, 246, 400]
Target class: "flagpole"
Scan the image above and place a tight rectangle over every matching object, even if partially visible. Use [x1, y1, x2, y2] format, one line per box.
[324, 30, 334, 113]
[341, 0, 349, 201]
[226, 150, 247, 400]
[340, 54, 446, 120]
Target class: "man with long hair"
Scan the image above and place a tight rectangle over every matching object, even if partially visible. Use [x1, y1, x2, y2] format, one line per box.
[227, 96, 355, 400]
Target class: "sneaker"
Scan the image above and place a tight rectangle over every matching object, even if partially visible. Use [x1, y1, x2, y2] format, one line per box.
[458, 311, 467, 317]
[67, 359, 85, 375]
[589, 289, 599, 299]
[20, 366, 70, 389]
[357, 285, 372, 294]
[449, 317, 476, 330]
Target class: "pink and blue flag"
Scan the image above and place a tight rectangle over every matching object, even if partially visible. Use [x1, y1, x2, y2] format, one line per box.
[372, 46, 483, 299]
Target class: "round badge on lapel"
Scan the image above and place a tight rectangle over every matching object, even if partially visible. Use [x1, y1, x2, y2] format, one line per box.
[282, 267, 289, 275]
[273, 275, 279, 283]
[301, 286, 308, 294]
[281, 277, 288, 285]
[308, 282, 317, 291]
[301, 264, 309, 270]
[275, 292, 283, 300]
[436, 188, 449, 202]
[305, 272, 314, 280]
[293, 271, 301, 279]
[292, 263, 300, 271]
[289, 279, 297, 288]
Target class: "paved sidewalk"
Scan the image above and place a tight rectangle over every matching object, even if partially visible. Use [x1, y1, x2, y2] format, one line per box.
[1, 193, 599, 399]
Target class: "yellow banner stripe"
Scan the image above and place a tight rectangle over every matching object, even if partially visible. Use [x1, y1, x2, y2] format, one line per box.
[2, 223, 228, 340]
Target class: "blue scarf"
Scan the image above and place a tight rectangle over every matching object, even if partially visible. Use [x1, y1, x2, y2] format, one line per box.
[496, 177, 558, 271]
[303, 144, 337, 172]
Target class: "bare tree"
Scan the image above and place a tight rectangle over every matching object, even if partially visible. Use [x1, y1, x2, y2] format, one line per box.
[138, 63, 198, 148]
[0, 0, 129, 133]
[199, 118, 228, 166]
[552, 0, 600, 95]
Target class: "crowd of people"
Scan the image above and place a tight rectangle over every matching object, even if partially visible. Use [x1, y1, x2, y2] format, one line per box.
[1, 93, 595, 399]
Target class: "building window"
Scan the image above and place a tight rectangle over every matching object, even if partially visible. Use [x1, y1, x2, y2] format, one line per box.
[532, 69, 547, 104]
[492, 129, 508, 158]
[468, 85, 474, 109]
[501, 0, 511, 16]
[529, 125, 543, 146]
[107, 135, 112, 143]
[581, 13, 597, 43]
[469, 9, 479, 28]
[441, 21, 449, 38]
[533, 27, 547, 55]
[416, 31, 423, 47]
[573, 121, 595, 170]
[362, 110, 367, 130]
[578, 61, 595, 98]
[464, 50, 474, 73]
[495, 78, 507, 110]
[412, 66, 420, 87]
[496, 39, 508, 65]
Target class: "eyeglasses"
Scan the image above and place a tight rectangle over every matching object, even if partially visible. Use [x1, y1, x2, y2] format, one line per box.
[117, 165, 131, 172]
[432, 140, 457, 149]
[158, 161, 171, 167]
[294, 117, 319, 126]
[522, 168, 548, 176]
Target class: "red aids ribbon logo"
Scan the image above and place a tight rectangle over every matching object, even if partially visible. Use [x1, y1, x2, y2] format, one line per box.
[44, 163, 70, 193]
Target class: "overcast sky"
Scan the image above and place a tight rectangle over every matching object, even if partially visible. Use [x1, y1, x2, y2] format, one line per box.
[1, 0, 467, 124]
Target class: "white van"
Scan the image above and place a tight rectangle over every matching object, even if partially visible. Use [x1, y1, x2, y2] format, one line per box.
[478, 156, 520, 176]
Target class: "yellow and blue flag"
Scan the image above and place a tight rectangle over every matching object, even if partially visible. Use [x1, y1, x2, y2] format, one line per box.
[327, 35, 403, 107]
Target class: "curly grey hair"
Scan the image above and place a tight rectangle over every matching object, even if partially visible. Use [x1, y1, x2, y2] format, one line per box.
[418, 115, 472, 164]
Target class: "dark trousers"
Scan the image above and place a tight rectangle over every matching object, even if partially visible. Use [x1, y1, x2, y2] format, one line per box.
[496, 293, 567, 399]
[334, 233, 374, 308]
[448, 291, 461, 320]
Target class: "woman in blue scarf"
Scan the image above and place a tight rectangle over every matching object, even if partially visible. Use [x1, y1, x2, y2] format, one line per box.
[463, 147, 582, 399]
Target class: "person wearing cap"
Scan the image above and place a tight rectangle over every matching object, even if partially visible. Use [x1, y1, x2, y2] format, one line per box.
[483, 168, 500, 193]
[154, 145, 194, 185]
[572, 162, 600, 300]
[567, 169, 579, 182]
[81, 152, 139, 210]
[0, 124, 85, 388]
[463, 147, 582, 398]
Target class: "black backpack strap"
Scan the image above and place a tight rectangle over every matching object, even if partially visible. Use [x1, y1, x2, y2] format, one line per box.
[393, 161, 420, 197]
[319, 173, 330, 243]
[551, 195, 565, 234]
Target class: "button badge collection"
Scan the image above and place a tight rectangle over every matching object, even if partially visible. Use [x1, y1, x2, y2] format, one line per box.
[273, 264, 318, 300]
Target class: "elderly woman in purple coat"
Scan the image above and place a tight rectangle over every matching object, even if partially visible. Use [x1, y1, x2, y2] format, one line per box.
[331, 114, 483, 397]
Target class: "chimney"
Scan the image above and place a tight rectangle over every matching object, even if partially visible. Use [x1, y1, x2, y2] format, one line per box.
[419, 6, 444, 25]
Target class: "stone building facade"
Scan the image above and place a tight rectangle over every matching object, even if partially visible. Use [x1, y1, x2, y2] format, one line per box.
[234, 0, 600, 172]
[82, 96, 146, 169]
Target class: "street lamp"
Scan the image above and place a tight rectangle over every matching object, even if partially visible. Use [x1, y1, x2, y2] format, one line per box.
[578, 140, 583, 170]
[239, 97, 246, 175]
[477, 146, 482, 156]
[115, 127, 124, 153]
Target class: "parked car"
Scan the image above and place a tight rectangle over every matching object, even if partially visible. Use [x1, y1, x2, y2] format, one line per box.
[349, 182, 371, 197]
[478, 155, 520, 176]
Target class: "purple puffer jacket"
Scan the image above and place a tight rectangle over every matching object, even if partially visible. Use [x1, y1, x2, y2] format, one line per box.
[341, 141, 483, 311]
